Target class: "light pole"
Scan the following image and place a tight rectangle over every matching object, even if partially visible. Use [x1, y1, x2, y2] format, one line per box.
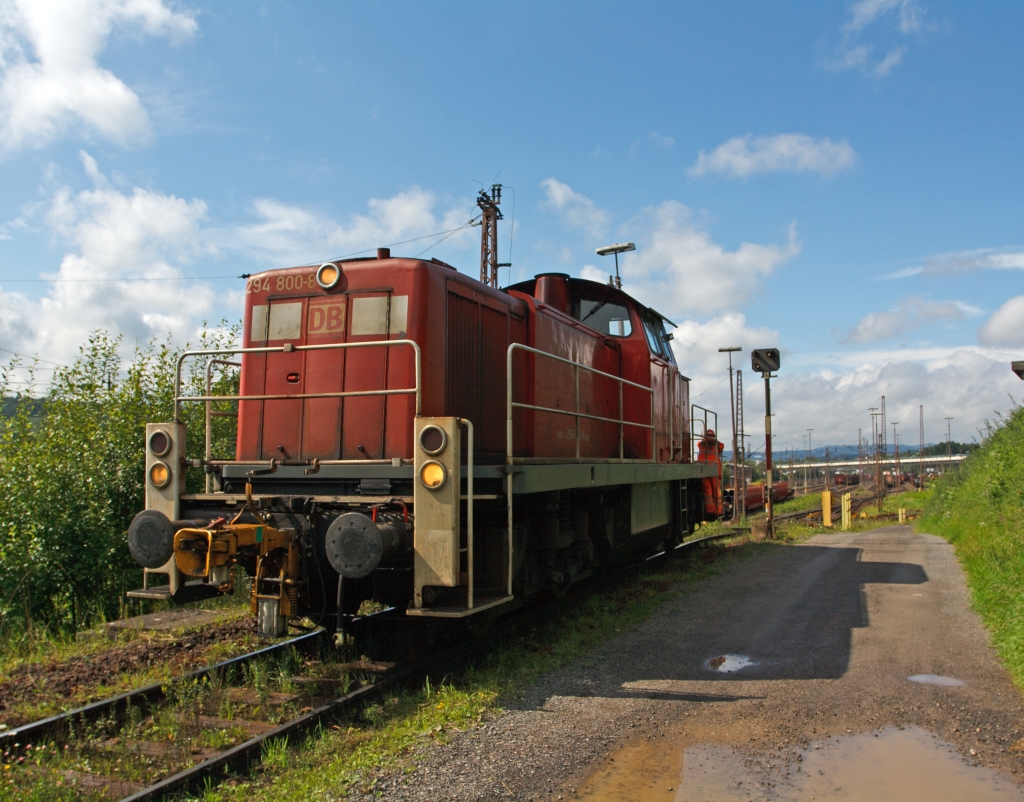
[807, 428, 814, 488]
[945, 416, 954, 474]
[596, 242, 635, 290]
[719, 346, 742, 522]
[891, 422, 899, 488]
[801, 434, 808, 492]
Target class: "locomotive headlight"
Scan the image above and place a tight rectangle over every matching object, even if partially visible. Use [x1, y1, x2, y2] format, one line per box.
[316, 262, 342, 290]
[418, 424, 447, 455]
[149, 461, 172, 488]
[148, 429, 171, 457]
[419, 460, 447, 490]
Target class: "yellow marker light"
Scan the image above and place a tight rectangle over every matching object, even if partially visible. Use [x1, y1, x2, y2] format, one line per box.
[316, 262, 341, 289]
[419, 460, 447, 490]
[149, 461, 172, 488]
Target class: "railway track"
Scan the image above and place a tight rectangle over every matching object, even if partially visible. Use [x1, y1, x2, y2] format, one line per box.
[3, 529, 741, 800]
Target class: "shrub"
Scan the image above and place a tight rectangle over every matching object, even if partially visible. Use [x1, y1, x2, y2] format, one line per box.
[0, 326, 239, 638]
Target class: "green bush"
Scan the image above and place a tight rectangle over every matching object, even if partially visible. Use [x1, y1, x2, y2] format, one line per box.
[921, 405, 1024, 687]
[0, 326, 239, 639]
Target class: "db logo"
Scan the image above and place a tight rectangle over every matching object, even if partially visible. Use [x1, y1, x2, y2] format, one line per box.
[308, 299, 347, 336]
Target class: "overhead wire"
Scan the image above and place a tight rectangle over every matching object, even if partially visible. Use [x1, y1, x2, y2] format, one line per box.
[0, 222, 482, 285]
[0, 347, 67, 367]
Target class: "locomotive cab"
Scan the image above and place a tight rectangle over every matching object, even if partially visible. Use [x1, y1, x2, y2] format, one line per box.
[126, 248, 723, 637]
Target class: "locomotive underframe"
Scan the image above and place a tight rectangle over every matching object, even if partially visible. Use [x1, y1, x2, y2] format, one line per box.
[132, 458, 717, 634]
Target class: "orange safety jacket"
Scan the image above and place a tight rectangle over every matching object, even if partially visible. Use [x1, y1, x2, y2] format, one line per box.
[697, 435, 724, 518]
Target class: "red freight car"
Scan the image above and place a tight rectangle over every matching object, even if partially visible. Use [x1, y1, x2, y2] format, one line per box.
[126, 205, 721, 635]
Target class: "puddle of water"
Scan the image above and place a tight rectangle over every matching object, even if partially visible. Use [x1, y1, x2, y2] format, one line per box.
[706, 654, 754, 672]
[576, 726, 1024, 801]
[909, 673, 965, 686]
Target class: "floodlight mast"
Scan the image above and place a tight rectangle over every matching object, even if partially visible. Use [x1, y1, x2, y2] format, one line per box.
[718, 347, 742, 523]
[596, 242, 635, 289]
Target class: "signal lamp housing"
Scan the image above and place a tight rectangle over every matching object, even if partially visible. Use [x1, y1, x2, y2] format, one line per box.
[149, 461, 172, 489]
[419, 460, 447, 490]
[148, 429, 171, 456]
[316, 262, 342, 290]
[418, 424, 447, 455]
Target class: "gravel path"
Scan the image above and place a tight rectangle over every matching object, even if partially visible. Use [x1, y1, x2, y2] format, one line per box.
[354, 526, 1024, 800]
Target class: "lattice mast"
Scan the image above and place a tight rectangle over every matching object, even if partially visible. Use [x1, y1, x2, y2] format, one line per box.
[919, 405, 925, 490]
[736, 369, 745, 520]
[477, 184, 505, 288]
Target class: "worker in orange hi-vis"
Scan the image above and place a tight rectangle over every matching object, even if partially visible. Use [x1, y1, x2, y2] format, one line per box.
[697, 429, 724, 518]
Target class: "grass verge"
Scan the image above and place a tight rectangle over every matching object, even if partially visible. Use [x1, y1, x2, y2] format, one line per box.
[919, 406, 1024, 690]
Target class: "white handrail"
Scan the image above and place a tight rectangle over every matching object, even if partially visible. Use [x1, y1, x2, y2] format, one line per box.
[174, 340, 422, 437]
[506, 342, 656, 465]
[459, 418, 475, 609]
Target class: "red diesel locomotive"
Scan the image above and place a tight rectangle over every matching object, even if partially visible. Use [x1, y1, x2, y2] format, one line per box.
[127, 204, 722, 636]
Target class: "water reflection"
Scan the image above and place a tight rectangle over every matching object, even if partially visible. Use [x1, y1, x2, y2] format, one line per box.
[577, 726, 1024, 801]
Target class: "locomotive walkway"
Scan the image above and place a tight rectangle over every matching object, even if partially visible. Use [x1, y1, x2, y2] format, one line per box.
[368, 526, 1024, 800]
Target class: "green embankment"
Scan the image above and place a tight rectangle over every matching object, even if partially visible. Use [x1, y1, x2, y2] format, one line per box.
[920, 406, 1024, 689]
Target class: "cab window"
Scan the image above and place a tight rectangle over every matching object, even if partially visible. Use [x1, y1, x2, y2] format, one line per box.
[641, 310, 675, 363]
[574, 297, 633, 337]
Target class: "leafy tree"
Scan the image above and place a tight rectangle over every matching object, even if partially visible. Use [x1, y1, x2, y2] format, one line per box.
[0, 325, 239, 638]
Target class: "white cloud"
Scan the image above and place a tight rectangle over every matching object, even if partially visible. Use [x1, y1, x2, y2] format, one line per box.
[659, 317, 1020, 449]
[825, 0, 923, 78]
[766, 347, 1018, 448]
[846, 0, 922, 34]
[688, 134, 856, 178]
[0, 152, 213, 364]
[978, 296, 1024, 347]
[0, 162, 481, 370]
[221, 187, 475, 266]
[539, 178, 609, 238]
[0, 0, 197, 151]
[581, 201, 799, 318]
[844, 297, 977, 343]
[881, 248, 1024, 280]
[667, 314, 779, 430]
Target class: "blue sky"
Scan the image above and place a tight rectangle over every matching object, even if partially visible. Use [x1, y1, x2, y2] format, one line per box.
[0, 0, 1021, 451]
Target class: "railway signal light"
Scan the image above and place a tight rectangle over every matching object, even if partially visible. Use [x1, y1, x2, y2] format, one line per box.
[751, 348, 780, 374]
[750, 349, 780, 539]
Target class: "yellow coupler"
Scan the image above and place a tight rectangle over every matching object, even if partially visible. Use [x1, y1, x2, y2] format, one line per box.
[173, 517, 299, 618]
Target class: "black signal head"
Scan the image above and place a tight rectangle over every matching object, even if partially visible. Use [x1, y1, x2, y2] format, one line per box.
[752, 348, 781, 374]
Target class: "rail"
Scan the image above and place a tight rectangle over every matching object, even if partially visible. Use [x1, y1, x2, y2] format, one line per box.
[505, 342, 656, 465]
[173, 339, 422, 466]
[689, 404, 719, 462]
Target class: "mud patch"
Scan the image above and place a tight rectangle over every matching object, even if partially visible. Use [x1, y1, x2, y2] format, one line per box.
[577, 726, 1024, 801]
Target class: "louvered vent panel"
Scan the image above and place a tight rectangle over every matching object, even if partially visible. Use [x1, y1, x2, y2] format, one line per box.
[446, 292, 481, 430]
[479, 304, 508, 455]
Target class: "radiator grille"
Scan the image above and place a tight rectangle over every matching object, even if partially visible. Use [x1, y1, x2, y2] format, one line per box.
[446, 289, 509, 458]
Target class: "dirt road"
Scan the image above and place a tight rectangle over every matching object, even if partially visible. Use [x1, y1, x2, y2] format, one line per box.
[366, 526, 1024, 800]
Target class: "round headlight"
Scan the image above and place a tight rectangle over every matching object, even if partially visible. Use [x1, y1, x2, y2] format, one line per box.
[316, 262, 342, 290]
[419, 425, 447, 455]
[419, 461, 447, 490]
[149, 461, 172, 489]
[148, 430, 171, 457]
